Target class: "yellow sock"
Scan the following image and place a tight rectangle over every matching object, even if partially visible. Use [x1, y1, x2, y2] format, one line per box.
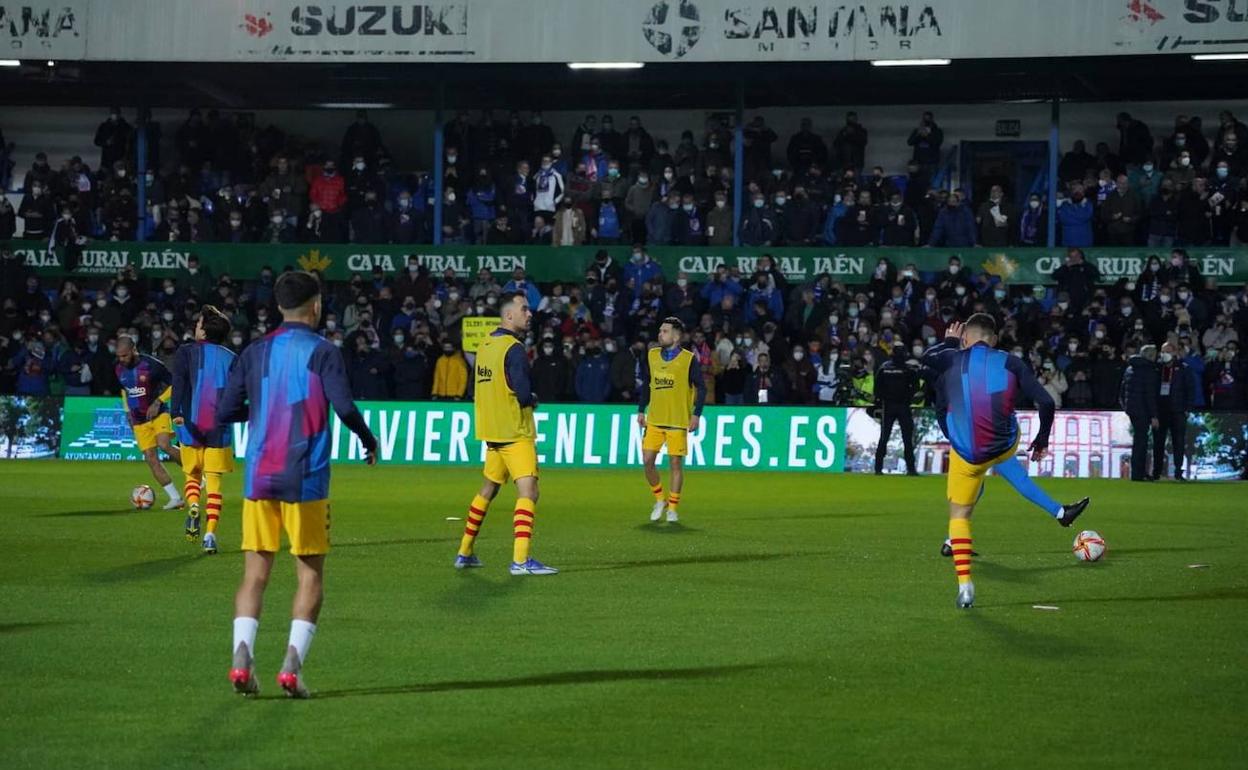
[667, 490, 681, 513]
[949, 518, 973, 585]
[184, 475, 201, 507]
[204, 472, 223, 535]
[512, 498, 535, 564]
[458, 494, 491, 557]
[650, 482, 664, 502]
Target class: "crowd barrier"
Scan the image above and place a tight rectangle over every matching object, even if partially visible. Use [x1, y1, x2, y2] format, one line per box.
[3, 396, 1245, 480]
[6, 241, 1248, 285]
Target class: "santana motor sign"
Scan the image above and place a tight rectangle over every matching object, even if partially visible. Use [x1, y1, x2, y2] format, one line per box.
[58, 398, 846, 472]
[21, 0, 1248, 63]
[12, 241, 1248, 286]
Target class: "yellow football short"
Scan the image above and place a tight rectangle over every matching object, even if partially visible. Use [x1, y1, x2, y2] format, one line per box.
[180, 445, 236, 475]
[946, 439, 1021, 506]
[132, 413, 174, 452]
[483, 439, 539, 484]
[642, 424, 688, 457]
[241, 498, 331, 555]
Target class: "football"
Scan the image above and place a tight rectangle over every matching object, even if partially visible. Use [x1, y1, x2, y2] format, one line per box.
[131, 485, 155, 510]
[1073, 530, 1106, 562]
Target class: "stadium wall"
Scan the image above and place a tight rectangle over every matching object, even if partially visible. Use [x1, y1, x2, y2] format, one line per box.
[6, 396, 1245, 481]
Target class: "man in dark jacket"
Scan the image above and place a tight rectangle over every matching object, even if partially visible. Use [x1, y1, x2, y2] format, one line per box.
[348, 336, 392, 400]
[873, 348, 919, 475]
[928, 192, 975, 247]
[1119, 345, 1160, 481]
[1052, 247, 1101, 313]
[532, 338, 571, 402]
[1153, 342, 1192, 481]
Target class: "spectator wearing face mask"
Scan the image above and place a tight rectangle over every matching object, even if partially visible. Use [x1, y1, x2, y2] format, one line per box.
[1152, 341, 1192, 481]
[532, 336, 572, 403]
[1165, 249, 1202, 288]
[928, 191, 976, 247]
[644, 193, 675, 246]
[1101, 174, 1142, 245]
[388, 329, 430, 401]
[1208, 344, 1246, 410]
[1057, 184, 1094, 247]
[907, 111, 944, 175]
[1164, 150, 1196, 191]
[1208, 161, 1240, 245]
[1014, 194, 1044, 246]
[1211, 132, 1246, 179]
[430, 340, 467, 400]
[1145, 181, 1179, 248]
[308, 160, 347, 237]
[349, 191, 387, 244]
[975, 185, 1017, 247]
[552, 197, 586, 247]
[624, 171, 656, 243]
[740, 194, 776, 247]
[532, 154, 564, 223]
[17, 182, 55, 241]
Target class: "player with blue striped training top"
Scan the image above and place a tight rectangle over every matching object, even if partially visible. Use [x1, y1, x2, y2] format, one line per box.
[921, 315, 1090, 609]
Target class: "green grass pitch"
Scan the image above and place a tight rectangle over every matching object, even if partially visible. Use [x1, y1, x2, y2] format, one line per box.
[1, 461, 1245, 769]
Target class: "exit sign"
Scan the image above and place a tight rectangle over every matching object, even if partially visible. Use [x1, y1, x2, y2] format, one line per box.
[995, 119, 1021, 137]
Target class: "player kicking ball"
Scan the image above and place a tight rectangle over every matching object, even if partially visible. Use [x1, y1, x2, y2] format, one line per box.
[171, 305, 237, 555]
[216, 272, 378, 698]
[115, 335, 184, 510]
[922, 315, 1090, 609]
[454, 291, 557, 576]
[638, 317, 706, 524]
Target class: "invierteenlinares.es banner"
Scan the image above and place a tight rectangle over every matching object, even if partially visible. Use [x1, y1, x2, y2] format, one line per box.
[58, 397, 847, 472]
[9, 241, 1248, 286]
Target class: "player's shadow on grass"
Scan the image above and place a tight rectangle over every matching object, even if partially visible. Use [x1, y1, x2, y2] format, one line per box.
[575, 551, 829, 572]
[963, 612, 1100, 658]
[334, 536, 453, 550]
[0, 621, 73, 634]
[637, 522, 701, 534]
[91, 554, 197, 583]
[312, 663, 766, 700]
[735, 511, 896, 523]
[1006, 587, 1248, 606]
[974, 559, 1079, 584]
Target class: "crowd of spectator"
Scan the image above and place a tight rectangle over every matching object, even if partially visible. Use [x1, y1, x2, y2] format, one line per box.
[3, 242, 1245, 412]
[5, 106, 1247, 250]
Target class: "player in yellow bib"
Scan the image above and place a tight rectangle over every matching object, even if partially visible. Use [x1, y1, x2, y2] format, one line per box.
[454, 291, 558, 576]
[638, 317, 706, 524]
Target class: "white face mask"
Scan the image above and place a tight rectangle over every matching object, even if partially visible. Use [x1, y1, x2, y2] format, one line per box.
[393, 335, 405, 345]
[1160, 352, 1173, 363]
[955, 286, 966, 296]
[231, 336, 244, 346]
[948, 264, 960, 274]
[677, 278, 687, 288]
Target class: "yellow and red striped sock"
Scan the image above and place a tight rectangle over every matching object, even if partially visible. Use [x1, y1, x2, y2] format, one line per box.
[512, 498, 536, 564]
[650, 482, 664, 502]
[184, 477, 201, 507]
[204, 472, 223, 535]
[457, 494, 491, 557]
[666, 490, 681, 513]
[949, 518, 973, 585]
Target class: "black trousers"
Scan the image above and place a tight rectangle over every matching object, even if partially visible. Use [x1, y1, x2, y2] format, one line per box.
[875, 404, 916, 473]
[1152, 408, 1187, 479]
[1128, 413, 1152, 481]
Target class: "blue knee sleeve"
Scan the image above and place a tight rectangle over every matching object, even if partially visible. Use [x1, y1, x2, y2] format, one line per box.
[994, 457, 1062, 517]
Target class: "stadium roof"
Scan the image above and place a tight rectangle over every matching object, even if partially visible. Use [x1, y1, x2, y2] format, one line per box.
[4, 55, 1247, 110]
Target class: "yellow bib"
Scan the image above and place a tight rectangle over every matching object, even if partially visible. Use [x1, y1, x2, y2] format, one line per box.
[474, 332, 535, 443]
[646, 347, 695, 429]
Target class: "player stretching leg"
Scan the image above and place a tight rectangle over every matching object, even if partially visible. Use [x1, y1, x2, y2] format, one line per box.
[922, 316, 1090, 609]
[638, 317, 706, 524]
[171, 306, 237, 554]
[454, 291, 557, 576]
[216, 272, 378, 697]
[115, 336, 184, 510]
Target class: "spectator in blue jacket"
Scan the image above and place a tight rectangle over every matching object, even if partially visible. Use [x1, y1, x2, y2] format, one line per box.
[927, 191, 976, 247]
[57, 339, 93, 395]
[1057, 186, 1095, 247]
[12, 340, 51, 395]
[574, 340, 612, 403]
[645, 194, 675, 245]
[700, 265, 743, 307]
[467, 170, 498, 243]
[624, 248, 663, 299]
[595, 190, 623, 244]
[744, 271, 784, 324]
[820, 193, 849, 245]
[740, 193, 776, 246]
[503, 267, 542, 309]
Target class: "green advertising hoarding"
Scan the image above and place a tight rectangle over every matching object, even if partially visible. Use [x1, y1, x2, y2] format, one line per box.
[10, 240, 1248, 285]
[59, 397, 846, 472]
